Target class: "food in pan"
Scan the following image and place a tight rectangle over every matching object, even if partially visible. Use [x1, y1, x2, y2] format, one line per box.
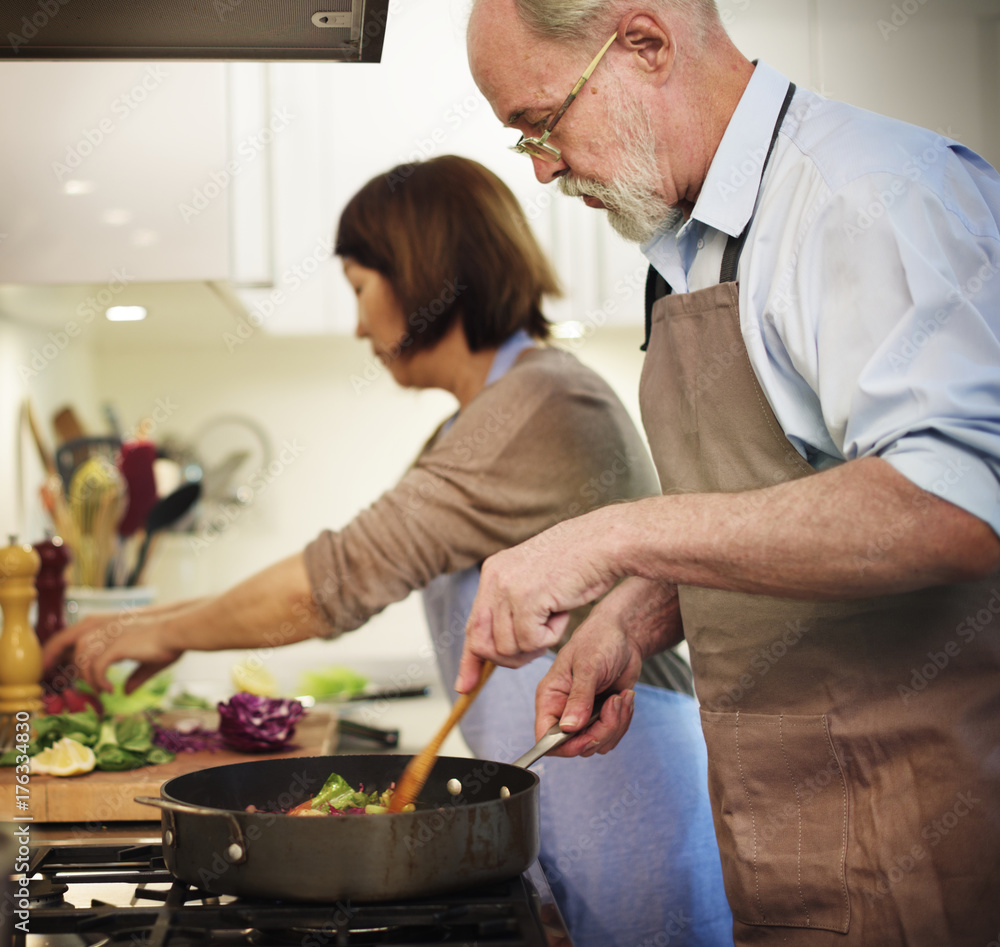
[251, 770, 417, 816]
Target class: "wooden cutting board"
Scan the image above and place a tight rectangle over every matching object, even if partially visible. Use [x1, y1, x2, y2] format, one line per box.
[0, 710, 337, 823]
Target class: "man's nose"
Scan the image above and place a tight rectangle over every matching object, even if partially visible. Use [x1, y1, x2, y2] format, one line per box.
[532, 154, 569, 184]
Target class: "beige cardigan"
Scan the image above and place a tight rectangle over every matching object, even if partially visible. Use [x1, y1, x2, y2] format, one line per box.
[304, 345, 665, 652]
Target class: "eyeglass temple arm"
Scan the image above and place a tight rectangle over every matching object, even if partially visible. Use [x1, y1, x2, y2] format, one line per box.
[544, 31, 619, 133]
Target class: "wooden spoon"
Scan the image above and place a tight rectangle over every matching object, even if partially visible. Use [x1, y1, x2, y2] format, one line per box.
[387, 661, 496, 812]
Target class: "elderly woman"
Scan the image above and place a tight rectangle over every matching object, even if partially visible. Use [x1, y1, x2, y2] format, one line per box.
[42, 155, 732, 947]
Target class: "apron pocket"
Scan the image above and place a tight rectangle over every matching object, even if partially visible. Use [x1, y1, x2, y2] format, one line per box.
[700, 709, 850, 933]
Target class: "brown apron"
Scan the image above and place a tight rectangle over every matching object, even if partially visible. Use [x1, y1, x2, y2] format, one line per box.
[638, 86, 1000, 945]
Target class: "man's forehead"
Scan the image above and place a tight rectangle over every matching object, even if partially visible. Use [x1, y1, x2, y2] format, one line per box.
[467, 4, 563, 123]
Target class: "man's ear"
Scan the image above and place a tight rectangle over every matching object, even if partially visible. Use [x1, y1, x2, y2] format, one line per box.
[617, 11, 676, 79]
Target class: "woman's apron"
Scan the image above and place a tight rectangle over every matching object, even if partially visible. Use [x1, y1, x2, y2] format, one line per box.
[422, 337, 734, 947]
[640, 83, 1000, 945]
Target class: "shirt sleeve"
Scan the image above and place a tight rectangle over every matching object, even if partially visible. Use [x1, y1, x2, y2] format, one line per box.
[789, 146, 1000, 535]
[303, 353, 660, 637]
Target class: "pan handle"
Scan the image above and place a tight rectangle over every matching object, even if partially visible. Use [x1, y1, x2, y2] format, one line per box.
[510, 691, 613, 769]
[134, 795, 249, 864]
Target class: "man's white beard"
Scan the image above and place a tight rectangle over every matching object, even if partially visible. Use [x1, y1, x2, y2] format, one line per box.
[558, 91, 681, 244]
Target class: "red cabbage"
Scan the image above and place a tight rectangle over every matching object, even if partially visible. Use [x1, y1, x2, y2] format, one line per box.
[152, 721, 224, 754]
[217, 693, 306, 752]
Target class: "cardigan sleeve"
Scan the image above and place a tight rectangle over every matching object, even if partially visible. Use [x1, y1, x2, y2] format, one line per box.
[303, 348, 660, 637]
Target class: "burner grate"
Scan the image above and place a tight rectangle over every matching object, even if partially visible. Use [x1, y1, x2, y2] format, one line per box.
[13, 841, 566, 947]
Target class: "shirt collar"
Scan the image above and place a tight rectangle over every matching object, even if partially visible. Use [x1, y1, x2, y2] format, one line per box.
[485, 328, 534, 386]
[642, 60, 792, 263]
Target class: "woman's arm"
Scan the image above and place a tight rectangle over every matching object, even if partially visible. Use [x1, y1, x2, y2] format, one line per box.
[42, 553, 322, 693]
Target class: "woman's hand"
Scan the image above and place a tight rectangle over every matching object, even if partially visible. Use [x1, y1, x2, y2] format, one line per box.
[42, 610, 185, 694]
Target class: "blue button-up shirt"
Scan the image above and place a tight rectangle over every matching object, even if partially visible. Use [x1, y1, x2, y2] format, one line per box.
[644, 61, 1000, 534]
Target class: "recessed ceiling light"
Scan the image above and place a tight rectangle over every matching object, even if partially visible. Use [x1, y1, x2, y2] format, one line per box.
[105, 305, 147, 322]
[63, 180, 95, 196]
[102, 208, 133, 226]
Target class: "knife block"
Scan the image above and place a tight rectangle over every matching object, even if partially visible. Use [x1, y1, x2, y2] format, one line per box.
[0, 539, 44, 716]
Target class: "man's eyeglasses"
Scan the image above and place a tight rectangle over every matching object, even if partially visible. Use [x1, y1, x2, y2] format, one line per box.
[511, 31, 618, 163]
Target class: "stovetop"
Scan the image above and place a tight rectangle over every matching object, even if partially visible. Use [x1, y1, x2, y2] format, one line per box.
[4, 834, 571, 947]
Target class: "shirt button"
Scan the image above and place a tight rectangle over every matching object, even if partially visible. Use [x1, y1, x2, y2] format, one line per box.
[697, 239, 705, 249]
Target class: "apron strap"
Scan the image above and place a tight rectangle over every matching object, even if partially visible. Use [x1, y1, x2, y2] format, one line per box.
[642, 81, 796, 350]
[719, 81, 797, 283]
[642, 265, 673, 352]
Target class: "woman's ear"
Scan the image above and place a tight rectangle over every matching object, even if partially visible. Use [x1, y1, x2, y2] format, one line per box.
[617, 11, 676, 80]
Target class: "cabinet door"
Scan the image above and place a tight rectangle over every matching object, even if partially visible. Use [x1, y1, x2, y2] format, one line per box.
[0, 61, 230, 284]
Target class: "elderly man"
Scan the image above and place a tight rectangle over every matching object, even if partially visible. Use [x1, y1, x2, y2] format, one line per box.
[460, 1, 1000, 944]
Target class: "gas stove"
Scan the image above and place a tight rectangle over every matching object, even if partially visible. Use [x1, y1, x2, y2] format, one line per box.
[3, 827, 571, 946]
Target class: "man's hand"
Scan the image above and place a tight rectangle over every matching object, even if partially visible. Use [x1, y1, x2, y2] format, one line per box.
[42, 612, 184, 694]
[534, 576, 682, 756]
[456, 509, 624, 692]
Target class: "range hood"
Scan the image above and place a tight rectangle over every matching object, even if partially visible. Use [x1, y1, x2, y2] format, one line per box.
[0, 0, 390, 62]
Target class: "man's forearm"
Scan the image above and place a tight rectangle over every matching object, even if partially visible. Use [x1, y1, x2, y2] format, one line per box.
[609, 457, 999, 599]
[607, 576, 684, 656]
[167, 553, 330, 652]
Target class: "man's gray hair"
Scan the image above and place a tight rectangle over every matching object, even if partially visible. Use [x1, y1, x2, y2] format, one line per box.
[503, 0, 721, 46]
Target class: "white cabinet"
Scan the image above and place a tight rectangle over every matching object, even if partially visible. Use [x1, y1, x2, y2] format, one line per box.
[0, 61, 230, 285]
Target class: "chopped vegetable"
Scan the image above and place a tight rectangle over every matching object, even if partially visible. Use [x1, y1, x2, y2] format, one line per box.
[153, 719, 224, 754]
[217, 693, 305, 752]
[169, 690, 214, 711]
[76, 669, 173, 717]
[297, 665, 369, 700]
[281, 771, 412, 816]
[0, 706, 175, 771]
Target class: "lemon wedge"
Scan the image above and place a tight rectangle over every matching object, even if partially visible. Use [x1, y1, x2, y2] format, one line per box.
[231, 660, 278, 697]
[31, 737, 97, 777]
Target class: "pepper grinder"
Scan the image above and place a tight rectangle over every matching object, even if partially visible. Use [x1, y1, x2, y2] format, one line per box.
[0, 536, 44, 719]
[34, 534, 69, 648]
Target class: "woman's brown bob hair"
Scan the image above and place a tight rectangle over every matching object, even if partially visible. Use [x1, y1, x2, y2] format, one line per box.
[335, 155, 560, 354]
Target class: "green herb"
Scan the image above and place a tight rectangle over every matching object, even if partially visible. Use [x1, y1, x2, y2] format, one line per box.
[310, 771, 388, 810]
[0, 707, 174, 771]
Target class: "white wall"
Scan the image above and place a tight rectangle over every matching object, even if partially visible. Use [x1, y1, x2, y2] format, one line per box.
[0, 315, 100, 544]
[87, 324, 649, 695]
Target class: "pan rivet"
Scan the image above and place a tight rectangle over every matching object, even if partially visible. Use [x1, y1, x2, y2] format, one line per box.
[164, 829, 174, 845]
[499, 786, 510, 799]
[447, 778, 462, 795]
[228, 843, 244, 862]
